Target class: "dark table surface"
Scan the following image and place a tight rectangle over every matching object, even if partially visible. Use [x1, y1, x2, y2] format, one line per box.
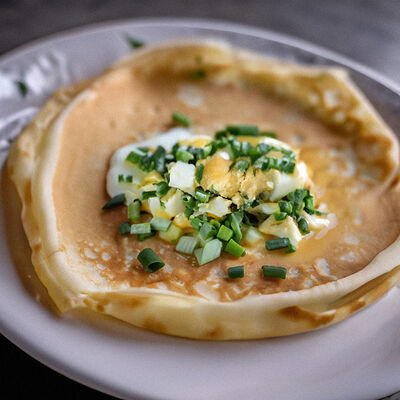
[1, 1, 400, 399]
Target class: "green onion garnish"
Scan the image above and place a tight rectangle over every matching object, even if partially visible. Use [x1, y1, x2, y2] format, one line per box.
[126, 36, 144, 49]
[273, 211, 287, 221]
[172, 111, 192, 127]
[216, 225, 233, 241]
[118, 221, 131, 235]
[150, 217, 171, 232]
[128, 200, 141, 222]
[265, 237, 290, 251]
[137, 232, 156, 241]
[176, 236, 199, 254]
[279, 201, 293, 214]
[130, 222, 151, 235]
[225, 239, 246, 257]
[199, 222, 217, 240]
[176, 149, 194, 162]
[16, 80, 28, 97]
[152, 146, 167, 174]
[304, 196, 315, 214]
[262, 265, 287, 279]
[227, 265, 244, 279]
[210, 219, 221, 230]
[155, 181, 170, 197]
[196, 164, 204, 183]
[102, 193, 125, 210]
[190, 69, 206, 79]
[195, 188, 209, 203]
[190, 217, 203, 231]
[229, 211, 243, 242]
[315, 210, 329, 216]
[137, 248, 165, 272]
[259, 131, 277, 138]
[118, 174, 133, 183]
[142, 191, 157, 200]
[285, 241, 297, 253]
[234, 159, 250, 173]
[297, 216, 310, 234]
[195, 239, 222, 265]
[287, 188, 308, 216]
[126, 148, 146, 165]
[226, 125, 259, 136]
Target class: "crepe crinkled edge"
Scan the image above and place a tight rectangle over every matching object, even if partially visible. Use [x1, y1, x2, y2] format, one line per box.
[7, 40, 400, 339]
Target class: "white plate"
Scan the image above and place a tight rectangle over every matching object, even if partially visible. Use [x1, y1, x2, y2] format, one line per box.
[1, 18, 400, 400]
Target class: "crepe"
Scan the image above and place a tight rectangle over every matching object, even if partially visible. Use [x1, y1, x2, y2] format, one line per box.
[6, 40, 400, 339]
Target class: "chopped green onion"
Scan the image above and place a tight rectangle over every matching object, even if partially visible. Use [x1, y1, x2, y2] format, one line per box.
[137, 231, 156, 241]
[155, 181, 170, 197]
[118, 174, 130, 183]
[152, 146, 167, 174]
[118, 221, 131, 235]
[240, 141, 251, 156]
[142, 191, 157, 200]
[304, 196, 315, 214]
[279, 201, 293, 214]
[176, 149, 194, 162]
[199, 222, 217, 240]
[16, 80, 28, 97]
[226, 125, 259, 136]
[176, 236, 199, 254]
[102, 193, 125, 210]
[234, 159, 250, 173]
[225, 239, 246, 257]
[259, 131, 277, 138]
[194, 248, 203, 264]
[262, 265, 287, 279]
[285, 240, 297, 253]
[273, 211, 287, 221]
[297, 216, 310, 234]
[287, 188, 308, 216]
[209, 219, 221, 230]
[126, 148, 146, 165]
[130, 222, 151, 235]
[126, 36, 144, 49]
[200, 144, 213, 159]
[172, 111, 192, 127]
[190, 69, 206, 79]
[265, 237, 290, 251]
[195, 239, 222, 265]
[195, 188, 209, 203]
[190, 217, 203, 231]
[196, 164, 204, 183]
[128, 200, 141, 222]
[137, 248, 165, 273]
[228, 265, 244, 279]
[150, 217, 171, 232]
[229, 211, 243, 242]
[216, 225, 233, 241]
[315, 210, 329, 216]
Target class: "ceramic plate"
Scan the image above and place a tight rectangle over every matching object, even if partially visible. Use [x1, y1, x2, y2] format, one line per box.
[1, 18, 400, 400]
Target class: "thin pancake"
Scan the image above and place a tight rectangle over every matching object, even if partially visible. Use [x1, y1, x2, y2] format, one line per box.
[6, 40, 400, 339]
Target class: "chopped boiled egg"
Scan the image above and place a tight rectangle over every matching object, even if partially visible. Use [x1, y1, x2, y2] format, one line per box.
[105, 123, 333, 261]
[169, 161, 196, 195]
[259, 215, 303, 245]
[197, 196, 232, 218]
